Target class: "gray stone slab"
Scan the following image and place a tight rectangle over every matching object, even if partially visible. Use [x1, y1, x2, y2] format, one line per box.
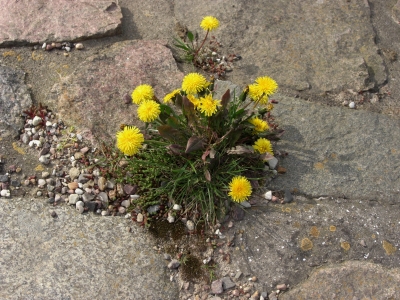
[280, 261, 400, 300]
[0, 0, 122, 47]
[220, 196, 400, 297]
[46, 40, 184, 145]
[0, 65, 32, 138]
[268, 95, 400, 201]
[174, 0, 386, 93]
[0, 197, 178, 299]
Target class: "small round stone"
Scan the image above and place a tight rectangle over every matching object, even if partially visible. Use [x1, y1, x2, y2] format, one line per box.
[186, 220, 195, 231]
[136, 213, 144, 222]
[349, 102, 355, 109]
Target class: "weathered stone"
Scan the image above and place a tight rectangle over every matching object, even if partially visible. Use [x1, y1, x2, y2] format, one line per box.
[175, 0, 386, 93]
[0, 66, 32, 137]
[280, 261, 400, 300]
[46, 40, 184, 145]
[0, 1, 123, 47]
[211, 279, 223, 294]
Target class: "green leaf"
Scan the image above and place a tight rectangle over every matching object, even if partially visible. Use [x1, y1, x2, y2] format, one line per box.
[187, 31, 194, 42]
[185, 136, 205, 154]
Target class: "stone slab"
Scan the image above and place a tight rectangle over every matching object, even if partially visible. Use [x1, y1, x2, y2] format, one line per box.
[220, 196, 400, 297]
[0, 0, 122, 47]
[280, 261, 400, 300]
[0, 197, 179, 299]
[268, 95, 400, 201]
[0, 65, 32, 138]
[46, 40, 184, 144]
[173, 0, 386, 93]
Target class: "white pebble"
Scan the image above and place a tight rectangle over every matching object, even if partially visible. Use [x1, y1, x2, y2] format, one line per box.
[101, 210, 109, 216]
[121, 200, 130, 207]
[0, 190, 11, 197]
[75, 43, 84, 50]
[38, 179, 46, 186]
[75, 188, 84, 195]
[264, 190, 272, 200]
[130, 194, 140, 200]
[76, 201, 84, 208]
[173, 204, 182, 211]
[186, 220, 195, 231]
[167, 213, 175, 223]
[125, 213, 132, 219]
[136, 213, 144, 222]
[45, 121, 52, 127]
[29, 140, 42, 148]
[349, 102, 355, 109]
[32, 116, 42, 126]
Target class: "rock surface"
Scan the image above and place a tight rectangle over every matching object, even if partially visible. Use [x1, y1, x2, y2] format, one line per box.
[269, 95, 400, 200]
[280, 261, 400, 299]
[0, 65, 32, 137]
[0, 0, 122, 47]
[0, 197, 178, 299]
[46, 40, 184, 144]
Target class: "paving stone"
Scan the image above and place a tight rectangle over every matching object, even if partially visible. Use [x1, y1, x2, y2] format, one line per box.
[0, 0, 122, 47]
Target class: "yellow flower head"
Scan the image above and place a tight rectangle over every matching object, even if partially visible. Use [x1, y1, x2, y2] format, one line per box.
[200, 16, 220, 31]
[228, 176, 252, 203]
[137, 100, 161, 123]
[255, 76, 278, 96]
[187, 94, 201, 108]
[253, 138, 273, 155]
[116, 126, 144, 156]
[182, 73, 209, 95]
[198, 94, 222, 117]
[248, 83, 269, 104]
[249, 117, 269, 133]
[131, 84, 154, 104]
[163, 89, 181, 104]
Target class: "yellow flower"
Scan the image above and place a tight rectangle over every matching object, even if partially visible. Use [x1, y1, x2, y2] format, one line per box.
[253, 138, 273, 155]
[200, 16, 220, 31]
[255, 76, 278, 96]
[137, 100, 161, 122]
[182, 73, 208, 95]
[249, 117, 269, 133]
[228, 176, 252, 203]
[163, 89, 181, 103]
[116, 126, 144, 156]
[198, 94, 221, 116]
[131, 84, 154, 104]
[248, 83, 269, 104]
[187, 94, 201, 108]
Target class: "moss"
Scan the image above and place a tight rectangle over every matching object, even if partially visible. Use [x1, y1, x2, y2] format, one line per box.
[148, 220, 186, 241]
[180, 254, 205, 282]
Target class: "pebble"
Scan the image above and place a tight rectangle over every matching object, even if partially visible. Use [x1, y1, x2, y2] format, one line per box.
[39, 155, 50, 165]
[136, 213, 144, 223]
[68, 182, 78, 190]
[349, 101, 356, 109]
[250, 291, 260, 300]
[75, 43, 84, 50]
[264, 190, 272, 200]
[284, 189, 293, 203]
[240, 201, 251, 208]
[51, 211, 58, 218]
[32, 116, 42, 126]
[123, 184, 137, 195]
[98, 176, 106, 191]
[268, 157, 279, 169]
[69, 167, 80, 180]
[82, 192, 95, 202]
[211, 279, 223, 294]
[97, 192, 108, 203]
[167, 213, 175, 223]
[29, 140, 42, 148]
[276, 284, 287, 291]
[121, 199, 130, 207]
[186, 220, 195, 231]
[101, 210, 109, 216]
[147, 205, 160, 214]
[42, 171, 50, 178]
[173, 204, 182, 210]
[68, 194, 79, 205]
[118, 206, 126, 214]
[0, 189, 11, 197]
[167, 259, 180, 269]
[221, 277, 236, 290]
[38, 179, 46, 186]
[36, 191, 43, 197]
[75, 188, 84, 195]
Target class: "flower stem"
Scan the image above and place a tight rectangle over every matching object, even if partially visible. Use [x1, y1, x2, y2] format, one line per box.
[193, 30, 209, 62]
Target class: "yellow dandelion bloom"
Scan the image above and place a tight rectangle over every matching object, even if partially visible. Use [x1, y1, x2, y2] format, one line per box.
[249, 117, 269, 133]
[131, 84, 154, 105]
[200, 16, 220, 31]
[137, 100, 161, 123]
[116, 126, 144, 156]
[182, 73, 208, 95]
[228, 176, 252, 203]
[253, 138, 273, 155]
[255, 76, 278, 96]
[163, 89, 181, 104]
[198, 94, 221, 117]
[248, 83, 269, 104]
[187, 94, 201, 108]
